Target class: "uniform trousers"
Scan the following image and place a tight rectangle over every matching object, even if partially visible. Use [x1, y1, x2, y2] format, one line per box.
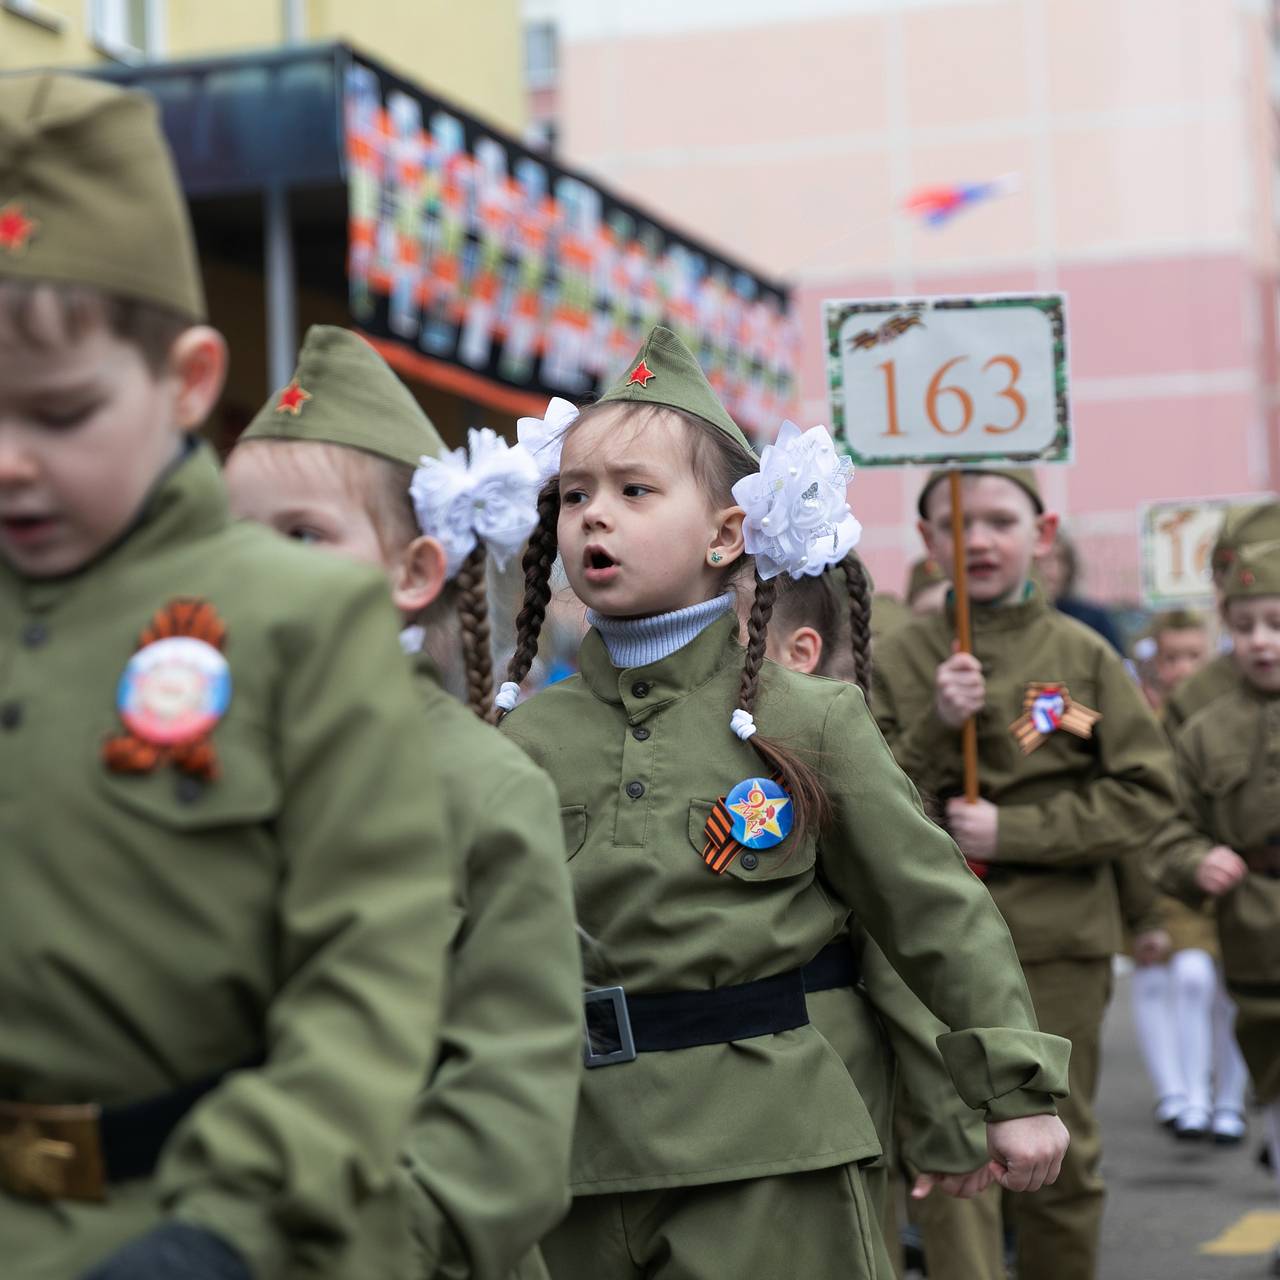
[541, 1165, 879, 1280]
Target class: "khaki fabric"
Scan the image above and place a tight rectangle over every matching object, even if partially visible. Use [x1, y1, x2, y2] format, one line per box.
[872, 588, 1178, 962]
[1222, 533, 1280, 599]
[596, 325, 753, 455]
[0, 446, 460, 1277]
[911, 1181, 1004, 1280]
[917, 467, 1042, 518]
[1163, 652, 1240, 735]
[539, 1165, 881, 1280]
[399, 660, 582, 1280]
[241, 324, 444, 465]
[501, 616, 1068, 1195]
[0, 73, 203, 318]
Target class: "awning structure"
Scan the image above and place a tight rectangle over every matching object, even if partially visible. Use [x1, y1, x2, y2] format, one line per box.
[93, 42, 795, 434]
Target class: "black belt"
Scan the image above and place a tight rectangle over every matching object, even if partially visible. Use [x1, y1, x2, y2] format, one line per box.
[583, 942, 859, 1068]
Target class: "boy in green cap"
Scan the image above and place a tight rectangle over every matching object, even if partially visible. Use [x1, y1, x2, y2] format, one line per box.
[872, 466, 1178, 1280]
[496, 327, 1072, 1280]
[1156, 516, 1280, 1271]
[225, 324, 584, 1280]
[0, 74, 462, 1280]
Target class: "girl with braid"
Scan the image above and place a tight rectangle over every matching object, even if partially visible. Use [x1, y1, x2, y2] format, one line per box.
[224, 325, 583, 1280]
[495, 325, 1071, 1280]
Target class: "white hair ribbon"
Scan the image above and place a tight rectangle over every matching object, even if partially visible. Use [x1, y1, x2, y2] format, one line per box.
[410, 428, 541, 579]
[494, 681, 522, 712]
[730, 708, 758, 742]
[516, 396, 578, 485]
[731, 420, 862, 581]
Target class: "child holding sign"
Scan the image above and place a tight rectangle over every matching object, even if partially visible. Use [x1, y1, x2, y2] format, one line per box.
[872, 467, 1177, 1280]
[497, 329, 1070, 1280]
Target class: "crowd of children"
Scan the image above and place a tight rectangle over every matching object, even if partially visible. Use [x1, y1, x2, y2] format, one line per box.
[2, 70, 1279, 1280]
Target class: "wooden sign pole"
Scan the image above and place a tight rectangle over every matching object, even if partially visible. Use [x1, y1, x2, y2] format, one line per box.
[948, 470, 980, 803]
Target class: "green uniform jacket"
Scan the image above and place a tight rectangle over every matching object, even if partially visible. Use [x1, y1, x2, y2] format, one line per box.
[401, 659, 582, 1280]
[1163, 651, 1239, 734]
[1157, 676, 1280, 985]
[0, 447, 459, 1279]
[871, 590, 1177, 962]
[500, 616, 1069, 1195]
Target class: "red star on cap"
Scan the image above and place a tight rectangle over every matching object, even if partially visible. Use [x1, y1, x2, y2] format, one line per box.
[0, 201, 37, 254]
[275, 380, 311, 415]
[627, 359, 655, 388]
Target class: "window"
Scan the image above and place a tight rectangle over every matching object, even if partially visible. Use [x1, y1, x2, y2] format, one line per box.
[91, 0, 164, 63]
[524, 21, 558, 90]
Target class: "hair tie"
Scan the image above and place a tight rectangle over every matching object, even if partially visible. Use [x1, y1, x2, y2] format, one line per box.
[732, 420, 862, 581]
[730, 708, 758, 741]
[410, 428, 541, 579]
[494, 681, 522, 712]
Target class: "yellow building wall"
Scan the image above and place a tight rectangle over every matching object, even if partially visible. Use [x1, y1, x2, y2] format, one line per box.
[2, 1, 526, 134]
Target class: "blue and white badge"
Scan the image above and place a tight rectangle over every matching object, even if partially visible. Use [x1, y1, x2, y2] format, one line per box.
[117, 636, 232, 747]
[725, 776, 793, 850]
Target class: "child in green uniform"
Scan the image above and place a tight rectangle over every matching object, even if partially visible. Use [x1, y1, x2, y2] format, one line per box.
[872, 467, 1179, 1280]
[223, 325, 584, 1280]
[0, 76, 461, 1279]
[767, 564, 996, 1275]
[495, 326, 1071, 1280]
[1157, 510, 1280, 1274]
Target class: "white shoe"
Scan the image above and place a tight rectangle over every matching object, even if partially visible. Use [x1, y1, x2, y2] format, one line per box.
[1174, 1106, 1211, 1140]
[1155, 1095, 1186, 1128]
[1211, 1108, 1247, 1145]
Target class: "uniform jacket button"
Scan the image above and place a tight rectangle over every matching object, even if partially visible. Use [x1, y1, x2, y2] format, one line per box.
[0, 701, 22, 730]
[632, 726, 651, 741]
[740, 852, 759, 871]
[631, 681, 651, 698]
[175, 775, 204, 805]
[625, 780, 645, 799]
[21, 621, 48, 648]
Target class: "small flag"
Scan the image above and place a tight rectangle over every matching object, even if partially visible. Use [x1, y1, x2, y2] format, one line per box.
[904, 175, 1019, 228]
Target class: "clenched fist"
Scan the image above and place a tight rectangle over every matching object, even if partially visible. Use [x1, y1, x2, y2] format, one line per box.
[935, 650, 986, 728]
[1194, 845, 1248, 897]
[986, 1113, 1069, 1193]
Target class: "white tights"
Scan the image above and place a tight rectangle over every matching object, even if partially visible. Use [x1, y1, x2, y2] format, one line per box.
[1131, 949, 1249, 1113]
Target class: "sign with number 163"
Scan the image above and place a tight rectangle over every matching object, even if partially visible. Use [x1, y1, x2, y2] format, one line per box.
[824, 294, 1072, 468]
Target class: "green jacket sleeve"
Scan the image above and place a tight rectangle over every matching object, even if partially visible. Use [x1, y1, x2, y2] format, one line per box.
[818, 686, 1071, 1122]
[1112, 854, 1164, 936]
[1154, 730, 1216, 905]
[870, 659, 955, 797]
[859, 938, 989, 1174]
[402, 767, 583, 1280]
[994, 650, 1178, 868]
[158, 577, 459, 1278]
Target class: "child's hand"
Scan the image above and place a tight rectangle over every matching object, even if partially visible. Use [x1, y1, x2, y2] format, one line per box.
[946, 797, 998, 861]
[985, 1114, 1069, 1192]
[1132, 928, 1172, 967]
[935, 650, 985, 728]
[911, 1166, 994, 1200]
[1195, 845, 1248, 896]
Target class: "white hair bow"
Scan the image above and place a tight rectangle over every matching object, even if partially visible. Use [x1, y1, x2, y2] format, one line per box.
[516, 396, 578, 485]
[731, 420, 862, 581]
[410, 428, 541, 579]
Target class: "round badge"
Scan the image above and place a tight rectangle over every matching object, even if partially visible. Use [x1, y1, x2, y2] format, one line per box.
[1030, 690, 1065, 737]
[117, 637, 232, 746]
[725, 776, 794, 850]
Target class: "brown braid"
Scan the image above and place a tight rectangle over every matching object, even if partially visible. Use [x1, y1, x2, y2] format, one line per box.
[737, 572, 831, 845]
[842, 553, 874, 696]
[497, 482, 561, 720]
[455, 543, 495, 722]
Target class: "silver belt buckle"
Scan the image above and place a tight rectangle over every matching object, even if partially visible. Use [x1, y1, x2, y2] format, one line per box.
[583, 986, 637, 1068]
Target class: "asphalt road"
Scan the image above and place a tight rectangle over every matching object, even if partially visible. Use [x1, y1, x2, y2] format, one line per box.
[1097, 965, 1275, 1280]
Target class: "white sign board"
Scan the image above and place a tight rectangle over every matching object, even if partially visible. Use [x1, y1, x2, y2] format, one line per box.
[1139, 495, 1271, 609]
[824, 294, 1070, 467]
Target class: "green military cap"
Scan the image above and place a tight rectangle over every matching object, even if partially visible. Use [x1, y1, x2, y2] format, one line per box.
[241, 325, 444, 466]
[1213, 501, 1280, 577]
[0, 72, 204, 320]
[1151, 608, 1205, 635]
[906, 555, 947, 604]
[1222, 538, 1280, 600]
[916, 467, 1043, 519]
[598, 324, 755, 455]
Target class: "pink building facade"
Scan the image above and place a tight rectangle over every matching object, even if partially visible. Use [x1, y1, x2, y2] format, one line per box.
[532, 0, 1280, 603]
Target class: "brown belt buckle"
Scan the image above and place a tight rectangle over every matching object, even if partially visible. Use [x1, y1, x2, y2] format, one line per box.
[0, 1101, 106, 1202]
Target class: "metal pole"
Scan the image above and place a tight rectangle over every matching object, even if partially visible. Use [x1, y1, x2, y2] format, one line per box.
[264, 185, 297, 392]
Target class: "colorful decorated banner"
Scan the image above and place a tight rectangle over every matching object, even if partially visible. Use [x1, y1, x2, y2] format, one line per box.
[824, 294, 1071, 468]
[344, 58, 796, 431]
[1139, 495, 1271, 609]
